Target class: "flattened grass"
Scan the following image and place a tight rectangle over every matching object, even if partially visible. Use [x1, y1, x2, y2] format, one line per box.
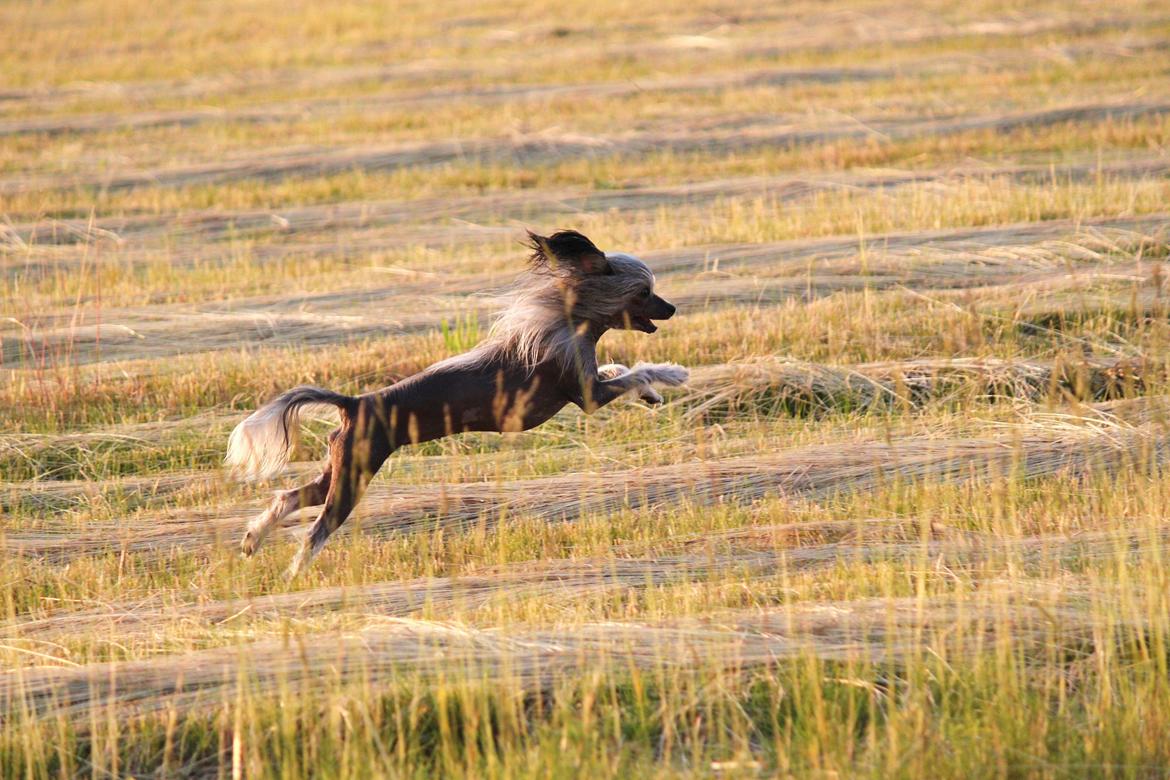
[4, 0, 1170, 776]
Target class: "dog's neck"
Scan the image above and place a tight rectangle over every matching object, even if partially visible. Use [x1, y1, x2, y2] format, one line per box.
[578, 319, 609, 342]
[552, 318, 606, 374]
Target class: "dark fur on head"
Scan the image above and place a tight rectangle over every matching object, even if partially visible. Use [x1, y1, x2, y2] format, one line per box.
[481, 229, 676, 370]
[525, 229, 612, 277]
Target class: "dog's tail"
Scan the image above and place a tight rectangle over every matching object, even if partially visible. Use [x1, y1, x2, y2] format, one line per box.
[226, 386, 356, 480]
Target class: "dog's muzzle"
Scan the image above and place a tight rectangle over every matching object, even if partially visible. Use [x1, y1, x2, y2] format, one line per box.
[647, 295, 676, 320]
[628, 295, 675, 333]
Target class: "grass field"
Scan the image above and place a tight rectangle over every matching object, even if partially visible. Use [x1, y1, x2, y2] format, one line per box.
[3, 0, 1170, 776]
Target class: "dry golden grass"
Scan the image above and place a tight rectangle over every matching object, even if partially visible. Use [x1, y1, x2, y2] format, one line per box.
[4, 0, 1170, 777]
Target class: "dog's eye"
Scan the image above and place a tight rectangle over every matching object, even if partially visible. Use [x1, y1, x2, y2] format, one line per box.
[638, 286, 651, 298]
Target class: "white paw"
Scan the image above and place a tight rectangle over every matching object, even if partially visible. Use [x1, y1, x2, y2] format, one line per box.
[597, 363, 629, 381]
[241, 530, 259, 557]
[285, 557, 305, 580]
[633, 362, 689, 387]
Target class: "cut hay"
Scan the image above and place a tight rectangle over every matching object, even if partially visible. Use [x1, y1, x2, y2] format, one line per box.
[5, 520, 1164, 649]
[1, 585, 1151, 721]
[679, 355, 1156, 420]
[6, 397, 1165, 562]
[5, 101, 1169, 195]
[6, 214, 1164, 370]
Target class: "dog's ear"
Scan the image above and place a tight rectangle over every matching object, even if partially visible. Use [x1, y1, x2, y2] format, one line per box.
[526, 230, 611, 276]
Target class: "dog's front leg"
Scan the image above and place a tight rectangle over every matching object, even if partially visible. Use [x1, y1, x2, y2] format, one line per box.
[578, 362, 689, 412]
[597, 363, 664, 404]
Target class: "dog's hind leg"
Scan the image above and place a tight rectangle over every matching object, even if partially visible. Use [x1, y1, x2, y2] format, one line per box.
[241, 465, 332, 557]
[286, 473, 370, 578]
[287, 421, 389, 578]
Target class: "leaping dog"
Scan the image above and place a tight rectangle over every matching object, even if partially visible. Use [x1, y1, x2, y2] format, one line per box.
[226, 229, 688, 576]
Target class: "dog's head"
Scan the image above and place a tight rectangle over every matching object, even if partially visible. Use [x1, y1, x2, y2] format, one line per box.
[525, 229, 676, 333]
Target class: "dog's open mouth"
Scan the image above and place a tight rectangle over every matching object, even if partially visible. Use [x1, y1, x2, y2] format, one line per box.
[631, 316, 658, 333]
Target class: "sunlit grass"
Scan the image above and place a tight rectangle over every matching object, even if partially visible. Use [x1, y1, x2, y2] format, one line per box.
[4, 0, 1170, 776]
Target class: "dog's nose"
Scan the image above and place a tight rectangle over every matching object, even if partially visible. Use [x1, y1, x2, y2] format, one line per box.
[662, 300, 676, 319]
